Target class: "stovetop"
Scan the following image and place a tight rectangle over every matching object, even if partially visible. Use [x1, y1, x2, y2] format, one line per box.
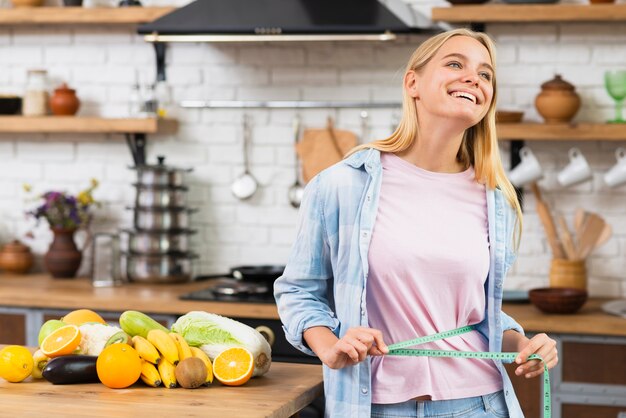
[179, 287, 276, 304]
[179, 278, 276, 304]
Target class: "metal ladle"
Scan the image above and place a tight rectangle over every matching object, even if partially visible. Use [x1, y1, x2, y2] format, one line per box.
[287, 115, 304, 208]
[231, 114, 259, 200]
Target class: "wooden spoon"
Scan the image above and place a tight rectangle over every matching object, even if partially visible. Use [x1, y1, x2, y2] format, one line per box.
[557, 213, 577, 260]
[531, 183, 566, 259]
[576, 213, 607, 259]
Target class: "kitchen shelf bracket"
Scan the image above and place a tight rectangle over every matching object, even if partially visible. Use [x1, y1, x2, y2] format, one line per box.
[125, 133, 147, 166]
[153, 42, 167, 82]
[511, 139, 525, 211]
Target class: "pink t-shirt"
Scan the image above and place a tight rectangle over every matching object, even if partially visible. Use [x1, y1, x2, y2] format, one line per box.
[366, 152, 502, 404]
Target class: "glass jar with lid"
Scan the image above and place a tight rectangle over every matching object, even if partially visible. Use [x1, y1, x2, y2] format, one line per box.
[22, 69, 49, 116]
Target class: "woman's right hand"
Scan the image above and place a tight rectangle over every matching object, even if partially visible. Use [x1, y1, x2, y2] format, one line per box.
[318, 327, 389, 369]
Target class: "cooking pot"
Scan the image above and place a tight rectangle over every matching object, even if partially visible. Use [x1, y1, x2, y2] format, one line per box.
[124, 252, 197, 284]
[132, 156, 192, 187]
[132, 207, 196, 231]
[195, 265, 285, 285]
[124, 229, 195, 255]
[135, 184, 187, 208]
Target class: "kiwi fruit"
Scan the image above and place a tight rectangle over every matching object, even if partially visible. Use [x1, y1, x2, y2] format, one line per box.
[175, 358, 207, 389]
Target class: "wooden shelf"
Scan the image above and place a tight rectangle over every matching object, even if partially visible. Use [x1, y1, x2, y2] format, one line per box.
[497, 122, 626, 140]
[0, 116, 175, 133]
[0, 7, 174, 24]
[432, 4, 626, 23]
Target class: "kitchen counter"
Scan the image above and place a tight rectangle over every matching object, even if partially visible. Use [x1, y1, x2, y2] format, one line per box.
[0, 273, 625, 336]
[0, 344, 323, 418]
[0, 273, 279, 319]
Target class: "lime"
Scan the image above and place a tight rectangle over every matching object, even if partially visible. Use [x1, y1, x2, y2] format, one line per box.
[38, 319, 66, 346]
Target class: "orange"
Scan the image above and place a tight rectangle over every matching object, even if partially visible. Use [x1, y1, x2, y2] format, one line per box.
[40, 325, 81, 358]
[61, 309, 106, 325]
[212, 347, 254, 386]
[0, 346, 34, 383]
[96, 343, 142, 389]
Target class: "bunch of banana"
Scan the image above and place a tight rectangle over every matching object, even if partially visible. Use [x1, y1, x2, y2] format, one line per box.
[190, 346, 214, 385]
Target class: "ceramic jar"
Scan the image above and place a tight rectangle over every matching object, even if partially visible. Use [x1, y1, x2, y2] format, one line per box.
[0, 240, 34, 274]
[535, 74, 581, 124]
[49, 83, 80, 116]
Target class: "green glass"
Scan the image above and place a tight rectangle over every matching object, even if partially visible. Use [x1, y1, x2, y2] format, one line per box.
[604, 70, 626, 123]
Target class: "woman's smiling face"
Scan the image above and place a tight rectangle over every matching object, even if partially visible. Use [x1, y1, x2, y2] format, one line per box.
[411, 35, 495, 127]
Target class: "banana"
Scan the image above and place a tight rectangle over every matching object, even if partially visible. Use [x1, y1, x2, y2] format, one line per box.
[132, 335, 161, 365]
[190, 346, 213, 384]
[157, 358, 177, 389]
[147, 329, 179, 365]
[31, 349, 50, 379]
[139, 359, 162, 387]
[169, 332, 193, 361]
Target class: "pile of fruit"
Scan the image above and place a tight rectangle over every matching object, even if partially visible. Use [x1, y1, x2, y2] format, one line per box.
[0, 309, 257, 389]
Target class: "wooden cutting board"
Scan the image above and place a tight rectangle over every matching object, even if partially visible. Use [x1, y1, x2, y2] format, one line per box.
[296, 125, 358, 183]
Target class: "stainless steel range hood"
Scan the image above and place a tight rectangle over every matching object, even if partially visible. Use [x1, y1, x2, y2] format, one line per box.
[138, 0, 426, 43]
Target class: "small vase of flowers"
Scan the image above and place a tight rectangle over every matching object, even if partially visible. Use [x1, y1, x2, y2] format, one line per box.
[25, 179, 99, 278]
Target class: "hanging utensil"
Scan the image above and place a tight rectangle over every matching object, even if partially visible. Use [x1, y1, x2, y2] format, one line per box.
[556, 213, 577, 260]
[287, 115, 304, 208]
[531, 182, 566, 259]
[231, 114, 259, 200]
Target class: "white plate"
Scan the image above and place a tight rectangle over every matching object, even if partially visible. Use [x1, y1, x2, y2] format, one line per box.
[602, 300, 626, 318]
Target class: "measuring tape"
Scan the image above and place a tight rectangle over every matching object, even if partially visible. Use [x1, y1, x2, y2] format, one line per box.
[387, 325, 551, 418]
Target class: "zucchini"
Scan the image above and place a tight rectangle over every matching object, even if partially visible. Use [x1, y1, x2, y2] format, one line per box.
[119, 310, 169, 338]
[42, 355, 100, 385]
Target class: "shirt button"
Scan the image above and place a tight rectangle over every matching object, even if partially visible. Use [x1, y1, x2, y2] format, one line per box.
[496, 283, 502, 288]
[367, 195, 371, 201]
[497, 210, 503, 216]
[361, 387, 368, 394]
[362, 232, 368, 237]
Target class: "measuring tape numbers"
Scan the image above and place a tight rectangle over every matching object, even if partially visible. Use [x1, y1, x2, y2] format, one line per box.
[387, 325, 551, 418]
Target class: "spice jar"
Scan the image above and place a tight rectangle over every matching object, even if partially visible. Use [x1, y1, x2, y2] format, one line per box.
[50, 83, 80, 116]
[535, 74, 581, 124]
[22, 69, 49, 116]
[0, 240, 34, 275]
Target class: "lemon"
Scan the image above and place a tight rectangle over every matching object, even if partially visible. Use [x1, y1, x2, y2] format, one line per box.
[0, 345, 34, 383]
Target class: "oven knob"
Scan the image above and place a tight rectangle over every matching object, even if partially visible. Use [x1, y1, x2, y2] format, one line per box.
[255, 325, 275, 347]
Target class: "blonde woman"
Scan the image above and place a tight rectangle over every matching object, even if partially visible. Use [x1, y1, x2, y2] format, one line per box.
[274, 29, 557, 418]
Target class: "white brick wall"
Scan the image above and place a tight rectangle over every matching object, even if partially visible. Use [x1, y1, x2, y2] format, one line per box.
[1, 1, 626, 297]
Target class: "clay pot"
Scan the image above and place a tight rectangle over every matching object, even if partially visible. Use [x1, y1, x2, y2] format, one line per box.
[44, 228, 82, 278]
[0, 240, 34, 275]
[49, 83, 80, 116]
[535, 75, 581, 124]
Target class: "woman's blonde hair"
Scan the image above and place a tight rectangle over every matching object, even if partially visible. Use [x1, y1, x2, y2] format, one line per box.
[349, 28, 522, 249]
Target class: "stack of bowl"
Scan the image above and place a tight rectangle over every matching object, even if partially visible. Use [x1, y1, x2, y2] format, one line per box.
[124, 156, 197, 284]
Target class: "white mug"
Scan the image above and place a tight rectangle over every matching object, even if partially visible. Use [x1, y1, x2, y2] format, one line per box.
[604, 147, 626, 188]
[508, 146, 543, 187]
[557, 148, 592, 187]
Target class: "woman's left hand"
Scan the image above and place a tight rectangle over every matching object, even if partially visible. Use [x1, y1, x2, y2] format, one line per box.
[514, 333, 558, 379]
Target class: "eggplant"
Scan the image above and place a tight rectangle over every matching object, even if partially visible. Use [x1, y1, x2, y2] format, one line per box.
[42, 355, 100, 385]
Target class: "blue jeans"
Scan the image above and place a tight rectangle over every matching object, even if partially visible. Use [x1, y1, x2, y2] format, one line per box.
[371, 391, 509, 418]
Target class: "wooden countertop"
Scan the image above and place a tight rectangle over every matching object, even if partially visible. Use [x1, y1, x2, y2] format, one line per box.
[0, 346, 323, 418]
[0, 274, 279, 319]
[1, 274, 624, 337]
[503, 298, 626, 338]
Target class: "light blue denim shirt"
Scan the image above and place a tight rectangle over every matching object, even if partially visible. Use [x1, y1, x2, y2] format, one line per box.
[274, 148, 526, 418]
